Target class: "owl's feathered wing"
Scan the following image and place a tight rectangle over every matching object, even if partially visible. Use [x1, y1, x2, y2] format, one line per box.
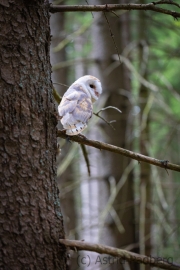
[58, 84, 93, 135]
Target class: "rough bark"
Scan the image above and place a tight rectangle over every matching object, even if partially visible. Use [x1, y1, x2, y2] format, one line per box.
[0, 1, 66, 269]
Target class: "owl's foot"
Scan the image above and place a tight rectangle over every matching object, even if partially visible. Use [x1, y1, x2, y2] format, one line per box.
[160, 160, 169, 168]
[160, 160, 169, 175]
[61, 129, 67, 134]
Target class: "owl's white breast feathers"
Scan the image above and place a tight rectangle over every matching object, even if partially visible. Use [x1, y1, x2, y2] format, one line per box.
[58, 75, 102, 135]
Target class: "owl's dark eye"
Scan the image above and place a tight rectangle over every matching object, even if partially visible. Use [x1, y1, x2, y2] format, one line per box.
[89, 84, 95, 89]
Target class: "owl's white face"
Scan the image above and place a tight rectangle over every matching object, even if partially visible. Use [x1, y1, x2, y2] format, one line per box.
[73, 75, 102, 103]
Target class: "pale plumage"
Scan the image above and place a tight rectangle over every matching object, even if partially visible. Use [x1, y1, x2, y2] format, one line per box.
[58, 75, 102, 135]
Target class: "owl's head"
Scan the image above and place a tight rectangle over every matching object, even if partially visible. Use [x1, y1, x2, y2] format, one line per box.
[74, 75, 102, 103]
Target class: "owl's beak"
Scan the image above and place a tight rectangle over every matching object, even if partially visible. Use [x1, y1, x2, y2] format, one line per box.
[95, 90, 100, 97]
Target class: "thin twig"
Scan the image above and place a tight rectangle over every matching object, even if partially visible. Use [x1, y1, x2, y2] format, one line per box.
[53, 82, 69, 88]
[103, 11, 121, 64]
[110, 10, 120, 19]
[93, 112, 116, 130]
[53, 87, 62, 104]
[85, 0, 94, 18]
[59, 239, 180, 270]
[80, 144, 91, 176]
[52, 58, 93, 71]
[53, 20, 92, 52]
[96, 106, 122, 114]
[154, 0, 180, 9]
[93, 106, 122, 130]
[57, 129, 180, 172]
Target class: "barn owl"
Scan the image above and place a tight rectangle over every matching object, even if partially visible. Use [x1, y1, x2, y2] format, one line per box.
[58, 75, 102, 136]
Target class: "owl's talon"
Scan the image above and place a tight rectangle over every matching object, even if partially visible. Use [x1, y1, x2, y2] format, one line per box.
[160, 160, 169, 175]
[160, 160, 169, 168]
[61, 129, 67, 134]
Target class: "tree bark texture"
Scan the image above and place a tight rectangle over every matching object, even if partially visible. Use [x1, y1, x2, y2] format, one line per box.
[0, 1, 66, 269]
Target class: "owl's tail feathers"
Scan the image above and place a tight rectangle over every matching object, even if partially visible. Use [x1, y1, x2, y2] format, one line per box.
[66, 122, 87, 136]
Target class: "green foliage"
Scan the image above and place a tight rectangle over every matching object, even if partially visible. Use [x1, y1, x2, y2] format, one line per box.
[64, 10, 92, 82]
[130, 6, 180, 259]
[54, 1, 180, 262]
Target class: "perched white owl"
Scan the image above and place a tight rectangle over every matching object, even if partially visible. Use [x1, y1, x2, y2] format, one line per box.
[58, 75, 102, 136]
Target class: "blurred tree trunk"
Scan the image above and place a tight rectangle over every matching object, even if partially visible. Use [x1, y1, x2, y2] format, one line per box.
[50, 2, 67, 94]
[50, 6, 78, 270]
[0, 1, 66, 269]
[138, 2, 151, 270]
[50, 3, 74, 238]
[90, 0, 136, 269]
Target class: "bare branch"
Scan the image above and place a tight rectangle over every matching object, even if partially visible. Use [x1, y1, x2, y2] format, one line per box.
[57, 129, 180, 172]
[59, 239, 180, 270]
[49, 2, 180, 19]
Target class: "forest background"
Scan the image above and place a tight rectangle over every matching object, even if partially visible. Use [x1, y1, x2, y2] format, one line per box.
[1, 0, 180, 269]
[51, 1, 180, 270]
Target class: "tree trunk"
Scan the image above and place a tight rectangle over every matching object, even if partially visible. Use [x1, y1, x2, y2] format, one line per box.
[50, 9, 81, 270]
[0, 1, 66, 269]
[89, 0, 136, 269]
[138, 3, 152, 270]
[50, 3, 67, 94]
